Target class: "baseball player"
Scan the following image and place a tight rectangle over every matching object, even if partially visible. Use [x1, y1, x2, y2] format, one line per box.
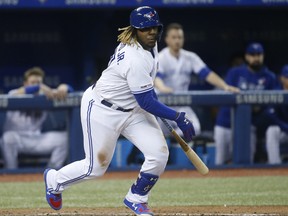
[265, 65, 288, 164]
[1, 67, 72, 169]
[214, 43, 277, 165]
[44, 6, 195, 216]
[155, 22, 239, 136]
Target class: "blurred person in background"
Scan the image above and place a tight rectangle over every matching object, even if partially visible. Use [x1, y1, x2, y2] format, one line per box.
[154, 22, 239, 137]
[265, 64, 288, 164]
[214, 42, 277, 165]
[1, 66, 73, 169]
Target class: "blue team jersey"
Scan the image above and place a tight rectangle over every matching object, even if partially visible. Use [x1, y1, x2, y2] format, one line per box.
[216, 64, 277, 128]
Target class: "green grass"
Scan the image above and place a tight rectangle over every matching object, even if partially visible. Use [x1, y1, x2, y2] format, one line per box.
[0, 176, 287, 209]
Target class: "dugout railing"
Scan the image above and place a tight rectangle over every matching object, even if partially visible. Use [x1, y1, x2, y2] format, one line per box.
[0, 90, 287, 171]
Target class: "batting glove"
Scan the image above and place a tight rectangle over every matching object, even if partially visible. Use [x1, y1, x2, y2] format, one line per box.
[175, 112, 195, 141]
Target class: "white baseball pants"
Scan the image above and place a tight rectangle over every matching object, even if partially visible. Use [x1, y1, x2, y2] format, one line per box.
[46, 86, 169, 203]
[214, 125, 256, 165]
[266, 125, 287, 164]
[2, 130, 68, 169]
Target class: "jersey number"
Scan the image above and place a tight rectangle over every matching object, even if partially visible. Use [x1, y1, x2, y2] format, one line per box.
[108, 50, 125, 66]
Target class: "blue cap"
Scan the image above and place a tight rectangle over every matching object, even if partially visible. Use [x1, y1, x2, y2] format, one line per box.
[246, 42, 264, 54]
[281, 65, 288, 77]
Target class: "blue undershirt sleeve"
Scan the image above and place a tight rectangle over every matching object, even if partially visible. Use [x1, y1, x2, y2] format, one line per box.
[25, 85, 40, 94]
[198, 66, 211, 80]
[156, 72, 165, 79]
[67, 84, 74, 93]
[134, 89, 177, 120]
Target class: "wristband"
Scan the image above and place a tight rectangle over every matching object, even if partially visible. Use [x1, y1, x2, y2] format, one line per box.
[25, 85, 40, 94]
[67, 84, 74, 93]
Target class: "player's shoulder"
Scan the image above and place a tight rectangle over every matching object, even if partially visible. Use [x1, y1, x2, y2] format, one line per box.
[117, 43, 134, 56]
[158, 47, 169, 57]
[114, 43, 142, 65]
[123, 43, 146, 58]
[180, 49, 203, 62]
[122, 43, 153, 68]
[7, 89, 18, 95]
[180, 48, 197, 56]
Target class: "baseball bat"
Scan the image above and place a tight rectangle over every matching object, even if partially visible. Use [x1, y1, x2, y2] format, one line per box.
[161, 118, 209, 175]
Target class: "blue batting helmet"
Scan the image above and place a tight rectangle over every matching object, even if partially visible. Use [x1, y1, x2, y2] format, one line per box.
[130, 6, 163, 31]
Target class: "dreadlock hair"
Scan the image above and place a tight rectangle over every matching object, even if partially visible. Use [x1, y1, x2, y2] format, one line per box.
[117, 26, 137, 45]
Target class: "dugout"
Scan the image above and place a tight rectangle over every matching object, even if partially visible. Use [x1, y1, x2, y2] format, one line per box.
[0, 1, 288, 171]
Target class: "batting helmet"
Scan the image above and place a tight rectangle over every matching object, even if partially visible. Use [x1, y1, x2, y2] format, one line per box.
[130, 6, 163, 32]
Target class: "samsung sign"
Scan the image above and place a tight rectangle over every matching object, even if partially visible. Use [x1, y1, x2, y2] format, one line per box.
[158, 95, 192, 106]
[0, 98, 8, 108]
[236, 93, 284, 104]
[65, 0, 116, 5]
[0, 0, 18, 5]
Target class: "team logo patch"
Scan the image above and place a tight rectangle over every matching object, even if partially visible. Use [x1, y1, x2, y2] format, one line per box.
[258, 78, 266, 85]
[144, 12, 155, 20]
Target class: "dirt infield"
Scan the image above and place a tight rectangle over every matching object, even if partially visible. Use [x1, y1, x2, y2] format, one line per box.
[1, 206, 288, 215]
[1, 167, 288, 215]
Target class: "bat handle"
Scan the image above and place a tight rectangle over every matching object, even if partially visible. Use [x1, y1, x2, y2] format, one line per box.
[160, 118, 173, 132]
[160, 117, 209, 176]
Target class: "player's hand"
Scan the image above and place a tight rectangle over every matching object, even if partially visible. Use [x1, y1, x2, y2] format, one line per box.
[40, 83, 55, 99]
[53, 84, 69, 100]
[175, 112, 195, 142]
[224, 85, 240, 93]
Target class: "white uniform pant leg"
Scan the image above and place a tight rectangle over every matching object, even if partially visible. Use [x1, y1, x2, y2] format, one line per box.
[46, 87, 122, 194]
[266, 126, 281, 164]
[37, 131, 68, 169]
[2, 130, 68, 169]
[122, 110, 169, 203]
[2, 131, 21, 169]
[214, 126, 232, 165]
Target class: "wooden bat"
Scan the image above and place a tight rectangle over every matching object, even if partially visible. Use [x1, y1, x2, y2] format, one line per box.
[161, 118, 209, 175]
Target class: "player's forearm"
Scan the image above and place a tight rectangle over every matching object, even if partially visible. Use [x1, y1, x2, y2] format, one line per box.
[57, 84, 74, 93]
[206, 72, 240, 93]
[205, 72, 228, 90]
[134, 90, 178, 120]
[154, 77, 173, 93]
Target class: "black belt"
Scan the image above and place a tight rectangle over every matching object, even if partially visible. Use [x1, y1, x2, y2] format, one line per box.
[101, 100, 133, 112]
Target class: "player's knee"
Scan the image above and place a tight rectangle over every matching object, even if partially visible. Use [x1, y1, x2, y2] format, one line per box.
[149, 146, 169, 169]
[266, 126, 280, 138]
[87, 152, 110, 178]
[54, 131, 68, 145]
[2, 131, 19, 146]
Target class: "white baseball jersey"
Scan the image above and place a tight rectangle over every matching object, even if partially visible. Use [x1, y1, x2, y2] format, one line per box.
[96, 42, 159, 108]
[3, 89, 47, 134]
[158, 47, 208, 91]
